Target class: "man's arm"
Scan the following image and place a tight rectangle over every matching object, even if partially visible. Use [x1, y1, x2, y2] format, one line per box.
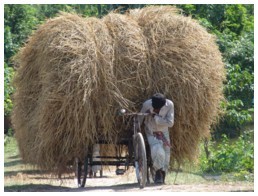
[154, 102, 174, 127]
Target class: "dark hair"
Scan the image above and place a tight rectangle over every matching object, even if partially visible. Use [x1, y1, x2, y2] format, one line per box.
[152, 93, 166, 109]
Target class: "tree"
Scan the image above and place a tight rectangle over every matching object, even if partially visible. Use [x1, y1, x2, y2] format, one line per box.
[215, 31, 254, 138]
[4, 4, 39, 64]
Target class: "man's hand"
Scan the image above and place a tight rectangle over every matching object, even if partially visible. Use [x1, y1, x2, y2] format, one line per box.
[153, 108, 160, 114]
[146, 109, 156, 117]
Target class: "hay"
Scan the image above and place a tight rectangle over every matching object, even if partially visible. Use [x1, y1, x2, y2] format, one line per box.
[12, 6, 225, 174]
[129, 6, 225, 165]
[13, 13, 117, 172]
[102, 13, 150, 106]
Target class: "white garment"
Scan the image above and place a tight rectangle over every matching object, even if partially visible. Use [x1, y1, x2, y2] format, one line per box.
[138, 99, 174, 172]
[92, 144, 101, 173]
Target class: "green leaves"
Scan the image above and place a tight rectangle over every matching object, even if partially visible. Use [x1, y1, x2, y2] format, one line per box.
[4, 5, 39, 63]
[214, 16, 254, 135]
[200, 133, 254, 173]
[221, 34, 254, 131]
[4, 26, 16, 61]
[4, 63, 14, 116]
[225, 64, 253, 102]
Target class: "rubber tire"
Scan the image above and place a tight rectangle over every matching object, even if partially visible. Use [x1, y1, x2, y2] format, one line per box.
[134, 133, 147, 188]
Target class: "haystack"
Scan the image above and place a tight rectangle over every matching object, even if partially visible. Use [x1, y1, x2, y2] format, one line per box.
[129, 6, 225, 165]
[13, 13, 119, 172]
[12, 6, 225, 174]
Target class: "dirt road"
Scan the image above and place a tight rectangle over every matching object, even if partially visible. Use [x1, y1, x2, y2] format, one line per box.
[4, 167, 254, 192]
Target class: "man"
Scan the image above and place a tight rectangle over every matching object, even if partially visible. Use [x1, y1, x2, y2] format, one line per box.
[138, 93, 174, 184]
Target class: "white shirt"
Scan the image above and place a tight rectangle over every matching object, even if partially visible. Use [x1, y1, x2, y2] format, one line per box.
[138, 99, 174, 135]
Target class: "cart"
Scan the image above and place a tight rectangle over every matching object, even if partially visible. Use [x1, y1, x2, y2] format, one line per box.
[74, 110, 153, 189]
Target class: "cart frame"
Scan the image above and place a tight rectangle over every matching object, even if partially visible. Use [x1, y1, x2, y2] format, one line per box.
[74, 111, 153, 189]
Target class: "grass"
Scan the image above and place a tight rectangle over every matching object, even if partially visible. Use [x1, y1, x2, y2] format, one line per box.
[4, 137, 61, 190]
[4, 137, 31, 174]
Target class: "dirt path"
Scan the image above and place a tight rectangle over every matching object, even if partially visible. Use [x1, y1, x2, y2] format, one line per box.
[4, 167, 254, 192]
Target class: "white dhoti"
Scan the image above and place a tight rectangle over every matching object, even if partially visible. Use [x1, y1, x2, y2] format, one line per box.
[147, 130, 171, 172]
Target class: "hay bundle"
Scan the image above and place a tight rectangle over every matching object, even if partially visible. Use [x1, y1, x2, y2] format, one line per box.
[129, 6, 225, 164]
[12, 6, 225, 174]
[12, 13, 125, 172]
[102, 13, 150, 106]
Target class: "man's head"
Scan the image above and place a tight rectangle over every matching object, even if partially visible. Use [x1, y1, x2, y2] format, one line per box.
[152, 93, 166, 109]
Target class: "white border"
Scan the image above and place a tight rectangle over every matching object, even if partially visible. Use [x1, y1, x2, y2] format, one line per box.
[1, 1, 257, 194]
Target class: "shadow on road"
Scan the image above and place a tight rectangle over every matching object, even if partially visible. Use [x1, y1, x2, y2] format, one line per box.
[4, 184, 72, 192]
[4, 182, 155, 192]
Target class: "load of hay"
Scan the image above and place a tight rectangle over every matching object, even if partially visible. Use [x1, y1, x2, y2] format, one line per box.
[11, 6, 225, 175]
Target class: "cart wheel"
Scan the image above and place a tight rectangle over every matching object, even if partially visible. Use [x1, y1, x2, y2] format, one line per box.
[74, 156, 88, 188]
[134, 132, 147, 189]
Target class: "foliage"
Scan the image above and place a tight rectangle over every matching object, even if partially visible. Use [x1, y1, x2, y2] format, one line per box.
[4, 62, 14, 116]
[33, 4, 139, 20]
[214, 31, 254, 137]
[199, 132, 254, 174]
[4, 135, 11, 146]
[4, 4, 39, 63]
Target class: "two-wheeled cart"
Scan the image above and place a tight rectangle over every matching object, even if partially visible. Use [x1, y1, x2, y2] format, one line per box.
[74, 110, 153, 189]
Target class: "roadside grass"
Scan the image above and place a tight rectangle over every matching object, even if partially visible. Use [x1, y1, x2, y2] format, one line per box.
[4, 137, 31, 175]
[166, 167, 254, 186]
[4, 137, 70, 191]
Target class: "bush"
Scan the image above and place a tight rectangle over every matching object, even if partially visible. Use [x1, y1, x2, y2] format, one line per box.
[4, 62, 14, 116]
[200, 131, 254, 174]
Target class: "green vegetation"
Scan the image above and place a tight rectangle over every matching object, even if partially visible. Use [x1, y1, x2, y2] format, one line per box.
[4, 62, 14, 116]
[4, 137, 18, 158]
[4, 4, 253, 178]
[199, 132, 253, 176]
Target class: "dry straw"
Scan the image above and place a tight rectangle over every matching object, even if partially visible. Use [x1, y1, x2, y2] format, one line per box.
[129, 6, 225, 165]
[12, 6, 225, 174]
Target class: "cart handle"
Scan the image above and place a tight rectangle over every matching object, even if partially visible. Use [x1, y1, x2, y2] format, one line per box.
[118, 109, 150, 116]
